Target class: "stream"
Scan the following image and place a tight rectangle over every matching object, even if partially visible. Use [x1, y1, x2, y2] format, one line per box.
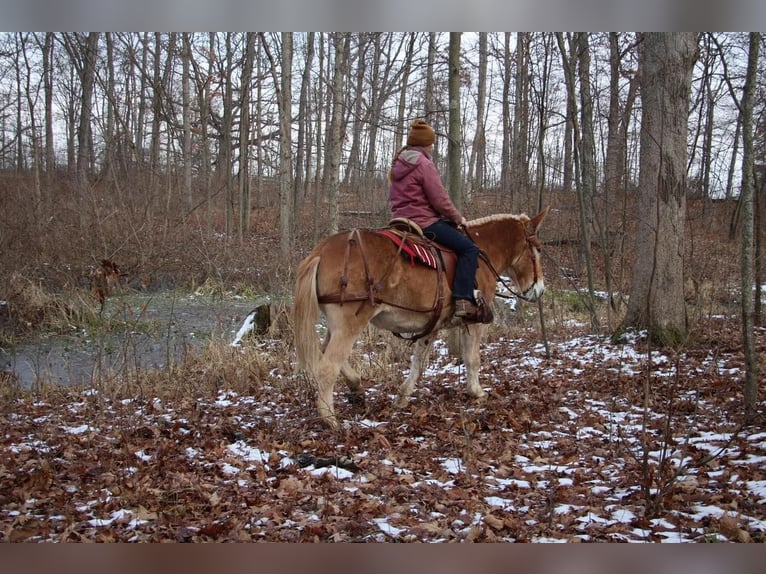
[0, 292, 262, 390]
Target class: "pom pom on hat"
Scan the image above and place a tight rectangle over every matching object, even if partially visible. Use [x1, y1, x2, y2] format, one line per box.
[406, 119, 435, 147]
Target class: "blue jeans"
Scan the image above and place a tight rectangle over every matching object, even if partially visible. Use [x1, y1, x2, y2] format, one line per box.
[423, 220, 479, 301]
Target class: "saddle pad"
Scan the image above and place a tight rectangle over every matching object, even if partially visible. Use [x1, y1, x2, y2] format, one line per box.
[377, 229, 439, 269]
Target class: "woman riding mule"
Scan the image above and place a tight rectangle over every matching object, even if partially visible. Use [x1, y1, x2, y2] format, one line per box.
[389, 119, 482, 321]
[293, 188, 550, 429]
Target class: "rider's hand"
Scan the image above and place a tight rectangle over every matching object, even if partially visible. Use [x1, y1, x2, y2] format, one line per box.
[459, 217, 468, 227]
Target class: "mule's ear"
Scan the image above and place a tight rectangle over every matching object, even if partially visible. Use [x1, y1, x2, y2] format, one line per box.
[531, 205, 551, 230]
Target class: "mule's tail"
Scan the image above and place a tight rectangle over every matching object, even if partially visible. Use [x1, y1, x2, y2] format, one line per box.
[293, 255, 322, 380]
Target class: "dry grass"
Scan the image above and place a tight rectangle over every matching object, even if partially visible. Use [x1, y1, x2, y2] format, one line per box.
[0, 173, 758, 405]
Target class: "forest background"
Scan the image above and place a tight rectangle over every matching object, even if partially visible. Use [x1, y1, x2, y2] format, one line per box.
[0, 31, 765, 543]
[1, 32, 762, 365]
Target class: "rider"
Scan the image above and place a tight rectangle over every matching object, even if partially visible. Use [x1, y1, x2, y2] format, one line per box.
[388, 118, 481, 320]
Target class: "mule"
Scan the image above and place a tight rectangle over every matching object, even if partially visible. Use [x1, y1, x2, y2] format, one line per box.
[293, 207, 550, 429]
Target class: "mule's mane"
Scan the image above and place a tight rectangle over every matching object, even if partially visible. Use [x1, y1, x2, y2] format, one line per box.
[467, 213, 529, 227]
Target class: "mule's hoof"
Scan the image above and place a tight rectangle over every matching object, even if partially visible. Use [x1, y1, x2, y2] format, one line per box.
[393, 396, 410, 409]
[319, 415, 340, 430]
[346, 391, 366, 408]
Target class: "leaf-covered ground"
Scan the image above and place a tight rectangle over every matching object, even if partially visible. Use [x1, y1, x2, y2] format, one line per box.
[1, 318, 765, 543]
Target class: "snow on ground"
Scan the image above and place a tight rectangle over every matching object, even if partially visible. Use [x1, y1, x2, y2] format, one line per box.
[0, 325, 764, 542]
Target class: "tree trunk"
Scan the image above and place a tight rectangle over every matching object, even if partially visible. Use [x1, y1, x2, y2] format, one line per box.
[604, 33, 639, 200]
[202, 33, 214, 232]
[312, 34, 326, 243]
[447, 33, 462, 209]
[221, 33, 235, 238]
[621, 33, 698, 346]
[394, 34, 416, 151]
[556, 33, 575, 195]
[344, 34, 368, 187]
[501, 33, 512, 196]
[740, 32, 759, 421]
[511, 32, 529, 212]
[425, 33, 437, 121]
[534, 33, 553, 211]
[77, 32, 99, 187]
[279, 33, 294, 255]
[754, 170, 763, 327]
[238, 33, 255, 242]
[150, 33, 162, 190]
[576, 32, 599, 331]
[326, 33, 349, 235]
[295, 32, 315, 210]
[19, 34, 41, 214]
[182, 33, 192, 215]
[42, 33, 54, 189]
[467, 32, 487, 203]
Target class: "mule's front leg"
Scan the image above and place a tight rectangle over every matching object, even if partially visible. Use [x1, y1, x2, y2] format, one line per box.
[393, 336, 434, 408]
[341, 361, 366, 407]
[462, 325, 487, 400]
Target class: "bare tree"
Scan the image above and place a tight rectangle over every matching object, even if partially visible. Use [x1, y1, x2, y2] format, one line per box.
[529, 33, 554, 211]
[325, 33, 349, 235]
[604, 33, 639, 200]
[621, 33, 698, 345]
[295, 32, 315, 208]
[220, 33, 235, 237]
[42, 33, 55, 188]
[18, 34, 42, 211]
[602, 33, 639, 327]
[447, 32, 462, 209]
[201, 33, 215, 231]
[557, 33, 576, 195]
[500, 33, 513, 196]
[343, 34, 369, 187]
[238, 33, 255, 242]
[394, 34, 417, 151]
[511, 32, 530, 211]
[740, 32, 760, 420]
[425, 33, 437, 122]
[261, 33, 295, 255]
[311, 33, 326, 242]
[279, 33, 294, 254]
[467, 32, 487, 201]
[62, 32, 99, 186]
[576, 32, 599, 330]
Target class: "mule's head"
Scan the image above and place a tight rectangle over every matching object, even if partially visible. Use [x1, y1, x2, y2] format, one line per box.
[507, 206, 549, 302]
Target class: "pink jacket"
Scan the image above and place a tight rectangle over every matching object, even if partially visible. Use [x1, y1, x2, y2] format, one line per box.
[388, 147, 462, 228]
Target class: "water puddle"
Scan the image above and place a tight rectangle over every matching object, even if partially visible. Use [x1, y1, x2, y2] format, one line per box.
[0, 292, 264, 390]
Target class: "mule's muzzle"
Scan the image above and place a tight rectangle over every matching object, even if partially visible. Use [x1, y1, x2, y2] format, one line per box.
[519, 280, 545, 302]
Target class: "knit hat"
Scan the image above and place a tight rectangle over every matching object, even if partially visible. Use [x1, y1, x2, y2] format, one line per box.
[406, 119, 435, 147]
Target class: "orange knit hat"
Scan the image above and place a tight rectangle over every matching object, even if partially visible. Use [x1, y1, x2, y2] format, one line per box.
[406, 119, 435, 147]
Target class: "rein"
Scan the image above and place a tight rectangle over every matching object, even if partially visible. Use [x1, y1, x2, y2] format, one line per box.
[468, 224, 540, 302]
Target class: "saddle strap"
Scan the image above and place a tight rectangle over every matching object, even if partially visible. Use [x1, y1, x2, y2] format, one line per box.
[339, 228, 379, 307]
[320, 229, 447, 342]
[393, 242, 445, 341]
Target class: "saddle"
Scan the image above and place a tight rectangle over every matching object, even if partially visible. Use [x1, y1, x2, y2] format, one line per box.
[378, 219, 493, 325]
[318, 221, 492, 341]
[379, 219, 445, 272]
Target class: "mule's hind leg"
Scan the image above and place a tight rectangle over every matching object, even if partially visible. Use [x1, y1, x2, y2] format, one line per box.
[393, 335, 435, 408]
[321, 332, 364, 401]
[461, 324, 487, 400]
[314, 338, 352, 429]
[314, 308, 372, 429]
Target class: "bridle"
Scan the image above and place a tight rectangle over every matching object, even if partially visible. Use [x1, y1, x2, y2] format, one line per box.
[469, 222, 541, 302]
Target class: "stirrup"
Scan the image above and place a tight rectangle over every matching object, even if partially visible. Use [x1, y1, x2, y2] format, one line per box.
[453, 299, 478, 319]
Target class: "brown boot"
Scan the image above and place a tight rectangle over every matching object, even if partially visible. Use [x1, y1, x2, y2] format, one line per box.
[453, 299, 478, 319]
